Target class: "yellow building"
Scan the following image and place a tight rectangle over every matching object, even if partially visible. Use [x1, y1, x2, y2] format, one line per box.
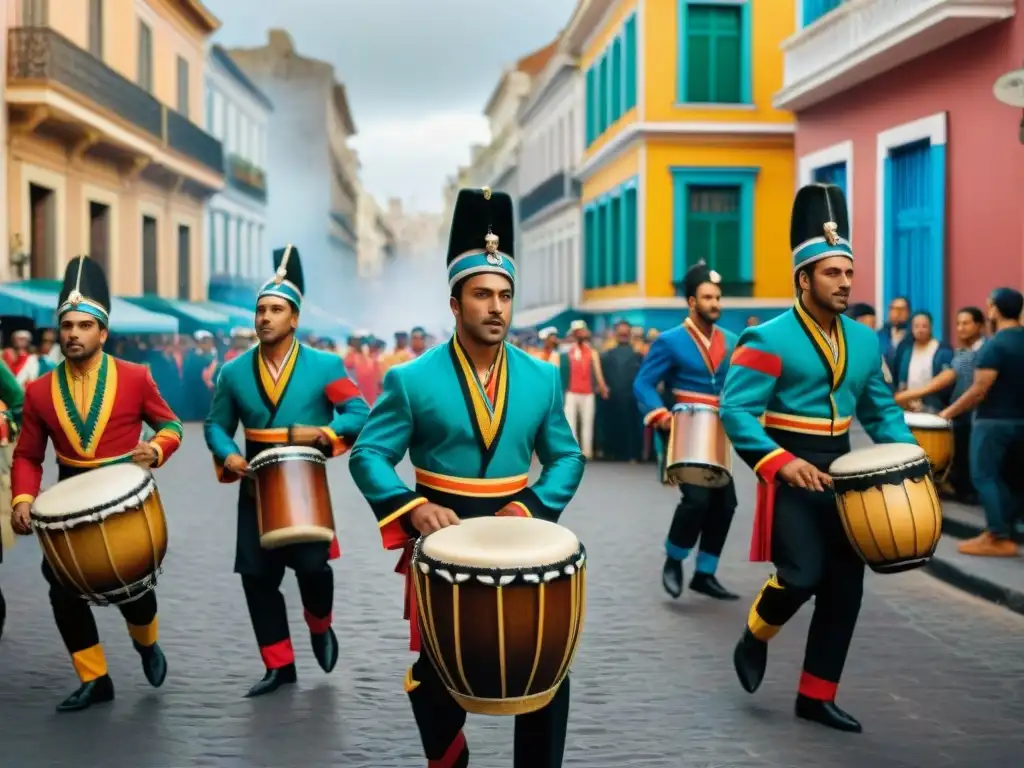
[564, 0, 795, 331]
[5, 0, 224, 300]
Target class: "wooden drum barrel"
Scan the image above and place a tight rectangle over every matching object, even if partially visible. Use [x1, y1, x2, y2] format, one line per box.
[250, 446, 335, 549]
[411, 516, 587, 716]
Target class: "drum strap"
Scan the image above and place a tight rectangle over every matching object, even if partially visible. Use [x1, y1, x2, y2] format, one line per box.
[750, 481, 777, 562]
[395, 542, 421, 652]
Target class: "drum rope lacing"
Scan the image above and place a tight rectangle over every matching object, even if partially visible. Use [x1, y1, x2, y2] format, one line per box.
[30, 474, 157, 529]
[413, 543, 587, 587]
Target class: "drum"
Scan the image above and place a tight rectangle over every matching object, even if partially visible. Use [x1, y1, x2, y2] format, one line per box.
[250, 446, 335, 549]
[903, 412, 953, 472]
[665, 403, 732, 488]
[31, 464, 167, 605]
[830, 443, 942, 574]
[411, 516, 586, 716]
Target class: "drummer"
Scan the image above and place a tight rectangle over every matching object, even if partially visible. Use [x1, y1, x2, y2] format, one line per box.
[9, 255, 184, 713]
[349, 187, 585, 768]
[720, 184, 916, 733]
[632, 261, 739, 601]
[203, 244, 369, 698]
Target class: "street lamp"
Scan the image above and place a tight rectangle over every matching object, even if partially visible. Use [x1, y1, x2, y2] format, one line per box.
[993, 66, 1024, 143]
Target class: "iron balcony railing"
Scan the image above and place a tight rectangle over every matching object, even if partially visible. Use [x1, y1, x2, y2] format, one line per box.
[519, 171, 581, 223]
[226, 153, 267, 202]
[8, 26, 224, 175]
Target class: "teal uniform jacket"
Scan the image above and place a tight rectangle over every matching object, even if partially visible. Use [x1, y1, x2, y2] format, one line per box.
[719, 301, 916, 561]
[348, 337, 585, 650]
[204, 340, 370, 574]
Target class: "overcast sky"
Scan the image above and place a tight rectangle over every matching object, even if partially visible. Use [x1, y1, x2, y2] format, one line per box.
[206, 0, 574, 213]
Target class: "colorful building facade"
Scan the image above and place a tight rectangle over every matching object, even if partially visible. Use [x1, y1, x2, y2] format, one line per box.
[778, 0, 1022, 335]
[5, 0, 224, 298]
[564, 0, 796, 333]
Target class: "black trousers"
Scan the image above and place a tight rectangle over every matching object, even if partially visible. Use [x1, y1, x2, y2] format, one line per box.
[665, 481, 737, 571]
[240, 542, 334, 669]
[41, 559, 158, 681]
[407, 653, 570, 768]
[746, 483, 865, 699]
[948, 417, 974, 498]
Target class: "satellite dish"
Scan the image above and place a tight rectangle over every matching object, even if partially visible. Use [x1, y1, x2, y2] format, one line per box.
[993, 68, 1024, 107]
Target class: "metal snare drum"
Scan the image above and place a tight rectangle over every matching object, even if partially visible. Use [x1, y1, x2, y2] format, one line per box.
[665, 403, 733, 488]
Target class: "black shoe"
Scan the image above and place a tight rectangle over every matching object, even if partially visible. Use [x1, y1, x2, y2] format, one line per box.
[245, 664, 297, 698]
[795, 695, 863, 733]
[733, 629, 767, 694]
[56, 675, 115, 713]
[132, 640, 167, 688]
[310, 627, 338, 673]
[662, 557, 683, 598]
[689, 572, 740, 600]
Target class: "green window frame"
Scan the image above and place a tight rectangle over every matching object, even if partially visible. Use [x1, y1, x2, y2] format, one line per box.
[585, 66, 596, 146]
[622, 184, 638, 283]
[611, 38, 623, 124]
[598, 53, 609, 134]
[583, 206, 597, 288]
[624, 14, 637, 110]
[677, 1, 752, 105]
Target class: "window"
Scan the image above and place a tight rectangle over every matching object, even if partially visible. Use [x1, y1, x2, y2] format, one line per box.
[582, 179, 639, 291]
[22, 0, 47, 25]
[680, 2, 748, 104]
[175, 56, 189, 116]
[598, 54, 609, 135]
[672, 167, 758, 295]
[585, 68, 596, 146]
[584, 208, 597, 289]
[88, 0, 103, 58]
[611, 39, 623, 124]
[137, 20, 153, 92]
[803, 0, 843, 27]
[624, 15, 637, 110]
[596, 202, 608, 287]
[623, 187, 638, 283]
[610, 196, 622, 285]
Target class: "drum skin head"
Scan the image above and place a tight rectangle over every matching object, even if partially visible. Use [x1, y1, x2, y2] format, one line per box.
[33, 463, 151, 518]
[250, 445, 324, 471]
[420, 517, 579, 569]
[829, 443, 927, 475]
[903, 412, 951, 430]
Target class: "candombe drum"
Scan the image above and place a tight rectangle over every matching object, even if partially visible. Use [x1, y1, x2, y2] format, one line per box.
[31, 464, 168, 605]
[411, 516, 587, 716]
[830, 443, 942, 574]
[903, 411, 953, 473]
[665, 403, 732, 488]
[249, 446, 335, 549]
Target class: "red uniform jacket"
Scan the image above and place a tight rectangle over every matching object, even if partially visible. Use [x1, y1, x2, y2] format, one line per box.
[12, 354, 183, 506]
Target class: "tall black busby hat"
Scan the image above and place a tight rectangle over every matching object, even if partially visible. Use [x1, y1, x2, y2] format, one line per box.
[790, 183, 853, 273]
[258, 244, 304, 309]
[446, 187, 516, 289]
[682, 260, 722, 298]
[58, 255, 111, 326]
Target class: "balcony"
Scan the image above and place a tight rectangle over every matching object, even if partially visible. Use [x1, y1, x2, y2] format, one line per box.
[519, 171, 582, 224]
[227, 154, 267, 203]
[775, 0, 1016, 111]
[7, 27, 224, 191]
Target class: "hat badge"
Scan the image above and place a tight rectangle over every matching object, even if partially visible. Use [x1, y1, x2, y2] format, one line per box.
[823, 221, 840, 246]
[484, 230, 502, 265]
[67, 289, 82, 306]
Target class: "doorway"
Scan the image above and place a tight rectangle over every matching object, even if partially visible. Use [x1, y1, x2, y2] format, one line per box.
[177, 224, 191, 299]
[89, 201, 110, 272]
[29, 183, 56, 278]
[142, 215, 158, 293]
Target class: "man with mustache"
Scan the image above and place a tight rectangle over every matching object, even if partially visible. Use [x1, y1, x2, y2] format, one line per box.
[10, 255, 183, 712]
[720, 184, 916, 733]
[634, 261, 740, 601]
[349, 188, 584, 768]
[204, 245, 370, 697]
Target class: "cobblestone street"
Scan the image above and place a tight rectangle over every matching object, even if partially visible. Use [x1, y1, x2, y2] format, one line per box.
[1, 424, 1021, 767]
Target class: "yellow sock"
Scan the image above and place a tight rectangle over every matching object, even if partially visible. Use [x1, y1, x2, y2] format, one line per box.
[746, 576, 783, 642]
[71, 644, 108, 683]
[127, 616, 159, 647]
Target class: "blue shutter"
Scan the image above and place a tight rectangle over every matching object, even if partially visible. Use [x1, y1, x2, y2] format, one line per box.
[596, 202, 608, 287]
[610, 194, 623, 285]
[624, 186, 638, 283]
[584, 207, 596, 289]
[598, 54, 609, 134]
[624, 15, 637, 109]
[585, 67, 596, 146]
[803, 0, 844, 28]
[611, 38, 623, 124]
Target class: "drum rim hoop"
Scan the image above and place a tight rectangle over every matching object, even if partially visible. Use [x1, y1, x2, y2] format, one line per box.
[412, 540, 586, 586]
[831, 457, 932, 492]
[250, 446, 327, 471]
[31, 469, 156, 523]
[671, 403, 719, 414]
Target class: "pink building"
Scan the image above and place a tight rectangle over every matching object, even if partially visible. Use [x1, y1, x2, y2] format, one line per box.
[775, 0, 1024, 335]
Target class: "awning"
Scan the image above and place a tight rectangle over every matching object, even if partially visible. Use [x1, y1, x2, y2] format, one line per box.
[123, 295, 232, 334]
[511, 306, 584, 337]
[197, 299, 253, 328]
[0, 281, 178, 334]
